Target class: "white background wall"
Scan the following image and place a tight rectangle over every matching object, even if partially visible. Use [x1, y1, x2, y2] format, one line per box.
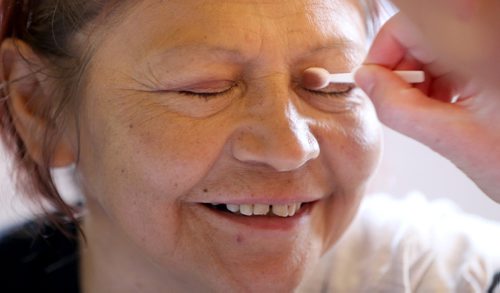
[370, 127, 500, 222]
[1, 125, 500, 228]
[0, 145, 32, 227]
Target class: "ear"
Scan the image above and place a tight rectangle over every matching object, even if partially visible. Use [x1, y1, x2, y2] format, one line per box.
[1, 38, 76, 167]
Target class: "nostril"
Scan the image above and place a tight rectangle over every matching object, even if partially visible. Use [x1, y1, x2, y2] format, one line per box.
[273, 133, 320, 172]
[230, 100, 320, 171]
[231, 128, 320, 172]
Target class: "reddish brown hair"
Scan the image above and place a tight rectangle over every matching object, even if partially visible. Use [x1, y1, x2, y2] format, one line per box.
[0, 0, 123, 233]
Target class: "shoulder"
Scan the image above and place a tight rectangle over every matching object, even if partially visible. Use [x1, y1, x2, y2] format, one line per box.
[0, 217, 80, 293]
[299, 193, 500, 292]
[360, 194, 500, 291]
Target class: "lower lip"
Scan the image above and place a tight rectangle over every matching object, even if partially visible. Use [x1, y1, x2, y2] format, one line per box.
[196, 202, 315, 233]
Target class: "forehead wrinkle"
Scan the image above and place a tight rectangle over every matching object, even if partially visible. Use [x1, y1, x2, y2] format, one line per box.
[269, 0, 367, 61]
[117, 0, 367, 83]
[146, 44, 251, 66]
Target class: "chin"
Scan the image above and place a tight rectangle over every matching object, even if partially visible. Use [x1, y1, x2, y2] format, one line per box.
[213, 266, 311, 292]
[203, 239, 323, 292]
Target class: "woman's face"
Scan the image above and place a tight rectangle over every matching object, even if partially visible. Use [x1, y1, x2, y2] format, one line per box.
[75, 0, 382, 291]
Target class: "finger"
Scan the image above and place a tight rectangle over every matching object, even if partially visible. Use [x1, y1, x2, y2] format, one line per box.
[426, 73, 458, 103]
[365, 13, 436, 68]
[394, 53, 423, 71]
[390, 0, 479, 24]
[388, 53, 457, 103]
[354, 64, 464, 150]
[363, 17, 406, 68]
[391, 51, 459, 103]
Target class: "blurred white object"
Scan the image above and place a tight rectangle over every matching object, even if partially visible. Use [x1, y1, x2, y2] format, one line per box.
[0, 145, 82, 227]
[0, 146, 31, 227]
[369, 126, 500, 222]
[298, 193, 500, 292]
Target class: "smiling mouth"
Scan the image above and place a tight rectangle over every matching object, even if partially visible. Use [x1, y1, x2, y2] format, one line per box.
[203, 202, 313, 218]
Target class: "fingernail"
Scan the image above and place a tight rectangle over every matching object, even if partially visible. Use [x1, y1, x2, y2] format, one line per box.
[354, 66, 375, 95]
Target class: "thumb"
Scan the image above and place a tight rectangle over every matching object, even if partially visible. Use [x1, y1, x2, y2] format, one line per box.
[354, 64, 464, 153]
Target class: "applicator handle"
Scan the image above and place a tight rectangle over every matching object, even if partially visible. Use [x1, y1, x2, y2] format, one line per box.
[330, 70, 425, 84]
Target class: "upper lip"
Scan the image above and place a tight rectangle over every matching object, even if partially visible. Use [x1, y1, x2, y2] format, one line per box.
[190, 170, 331, 206]
[195, 196, 323, 206]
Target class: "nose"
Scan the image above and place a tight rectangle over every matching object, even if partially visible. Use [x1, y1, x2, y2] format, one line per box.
[231, 79, 320, 172]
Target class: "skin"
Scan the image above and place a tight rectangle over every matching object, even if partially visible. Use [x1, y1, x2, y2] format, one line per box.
[389, 0, 500, 86]
[3, 0, 382, 292]
[355, 1, 500, 203]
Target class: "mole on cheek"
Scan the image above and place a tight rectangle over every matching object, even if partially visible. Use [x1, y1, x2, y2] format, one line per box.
[236, 234, 244, 244]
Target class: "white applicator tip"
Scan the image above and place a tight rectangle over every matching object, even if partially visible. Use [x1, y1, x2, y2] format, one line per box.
[302, 67, 425, 90]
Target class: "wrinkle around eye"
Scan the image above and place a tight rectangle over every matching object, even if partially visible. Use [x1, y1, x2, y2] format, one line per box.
[137, 84, 240, 119]
[168, 80, 239, 99]
[162, 79, 235, 93]
[298, 87, 365, 114]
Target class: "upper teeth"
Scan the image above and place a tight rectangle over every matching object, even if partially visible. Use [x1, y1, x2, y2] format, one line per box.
[222, 203, 303, 217]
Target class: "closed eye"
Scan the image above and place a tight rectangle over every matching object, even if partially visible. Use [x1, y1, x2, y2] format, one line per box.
[177, 81, 238, 99]
[305, 83, 355, 97]
[178, 87, 235, 99]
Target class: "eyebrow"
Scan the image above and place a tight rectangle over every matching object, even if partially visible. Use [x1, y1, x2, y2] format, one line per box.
[146, 39, 359, 65]
[303, 40, 360, 57]
[146, 44, 249, 64]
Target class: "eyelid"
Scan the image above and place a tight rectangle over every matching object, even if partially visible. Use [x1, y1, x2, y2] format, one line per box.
[317, 82, 352, 91]
[173, 80, 236, 93]
[307, 83, 355, 96]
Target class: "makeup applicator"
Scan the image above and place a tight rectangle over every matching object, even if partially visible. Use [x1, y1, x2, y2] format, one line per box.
[302, 67, 425, 90]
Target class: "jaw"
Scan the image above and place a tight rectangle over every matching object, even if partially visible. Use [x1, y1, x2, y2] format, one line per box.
[175, 199, 335, 292]
[198, 237, 324, 293]
[80, 182, 364, 292]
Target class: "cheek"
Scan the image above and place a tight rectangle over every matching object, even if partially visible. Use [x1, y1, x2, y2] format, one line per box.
[315, 104, 382, 184]
[311, 102, 382, 249]
[76, 102, 235, 253]
[82, 105, 232, 202]
[76, 111, 248, 280]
